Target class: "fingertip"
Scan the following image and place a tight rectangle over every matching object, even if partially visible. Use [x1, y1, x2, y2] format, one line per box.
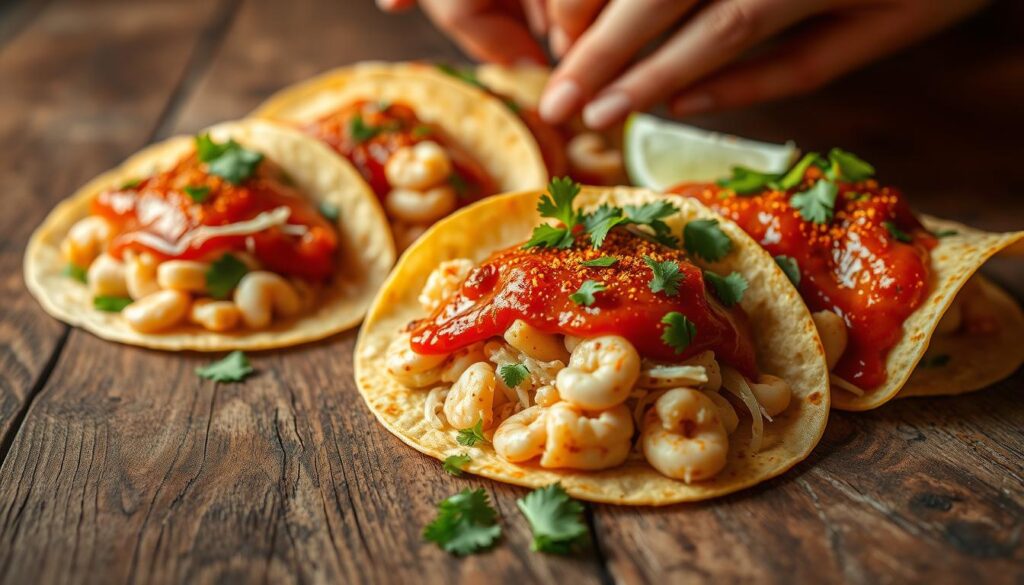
[549, 27, 570, 58]
[539, 78, 584, 124]
[376, 0, 415, 12]
[582, 90, 632, 129]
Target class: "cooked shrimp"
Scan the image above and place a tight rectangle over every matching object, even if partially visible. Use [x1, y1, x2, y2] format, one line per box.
[555, 335, 640, 410]
[385, 332, 446, 387]
[641, 388, 729, 483]
[493, 406, 547, 463]
[443, 362, 497, 430]
[540, 402, 633, 470]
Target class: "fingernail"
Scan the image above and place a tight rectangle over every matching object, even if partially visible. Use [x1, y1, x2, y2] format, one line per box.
[375, 0, 394, 9]
[549, 27, 570, 58]
[583, 90, 631, 129]
[539, 79, 583, 124]
[672, 92, 715, 117]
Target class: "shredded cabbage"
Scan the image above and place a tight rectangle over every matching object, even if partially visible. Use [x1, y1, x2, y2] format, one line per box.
[121, 206, 293, 256]
[721, 367, 764, 454]
[831, 374, 865, 396]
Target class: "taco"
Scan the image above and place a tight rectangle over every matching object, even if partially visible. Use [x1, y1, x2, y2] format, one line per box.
[671, 149, 1024, 410]
[355, 179, 829, 505]
[25, 119, 394, 351]
[252, 62, 548, 249]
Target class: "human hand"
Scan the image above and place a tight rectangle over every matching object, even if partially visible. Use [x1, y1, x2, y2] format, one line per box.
[376, 0, 550, 66]
[539, 0, 988, 128]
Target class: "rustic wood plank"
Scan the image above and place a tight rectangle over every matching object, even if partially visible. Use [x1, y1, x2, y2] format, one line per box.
[0, 0, 233, 448]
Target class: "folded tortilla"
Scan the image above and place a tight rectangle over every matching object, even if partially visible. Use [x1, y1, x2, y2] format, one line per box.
[355, 186, 830, 505]
[24, 119, 394, 351]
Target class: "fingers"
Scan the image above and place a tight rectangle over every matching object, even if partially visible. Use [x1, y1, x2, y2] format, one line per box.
[668, 2, 982, 116]
[578, 0, 822, 128]
[418, 0, 548, 65]
[540, 0, 700, 124]
[376, 0, 418, 11]
[521, 0, 549, 36]
[547, 0, 607, 57]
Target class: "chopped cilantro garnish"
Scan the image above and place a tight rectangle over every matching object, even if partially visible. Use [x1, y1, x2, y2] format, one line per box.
[205, 254, 249, 299]
[584, 212, 628, 248]
[93, 295, 132, 312]
[919, 354, 951, 368]
[456, 420, 487, 447]
[644, 257, 682, 297]
[623, 200, 680, 247]
[537, 177, 582, 229]
[790, 179, 838, 224]
[319, 201, 339, 221]
[498, 363, 530, 388]
[570, 280, 606, 306]
[683, 218, 732, 262]
[524, 223, 575, 249]
[717, 166, 780, 194]
[195, 134, 263, 185]
[517, 484, 588, 555]
[423, 488, 501, 556]
[195, 351, 254, 383]
[63, 263, 88, 284]
[435, 63, 486, 89]
[828, 148, 874, 181]
[581, 256, 618, 268]
[348, 114, 384, 143]
[778, 152, 826, 190]
[502, 98, 521, 114]
[934, 229, 958, 238]
[120, 178, 142, 189]
[412, 124, 433, 138]
[448, 173, 469, 198]
[183, 185, 211, 203]
[704, 270, 748, 307]
[442, 454, 472, 477]
[660, 312, 696, 355]
[884, 221, 912, 243]
[774, 255, 801, 287]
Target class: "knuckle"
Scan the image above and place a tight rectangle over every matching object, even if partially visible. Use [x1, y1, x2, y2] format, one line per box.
[705, 2, 757, 50]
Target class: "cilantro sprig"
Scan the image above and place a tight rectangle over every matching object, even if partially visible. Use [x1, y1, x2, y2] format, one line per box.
[93, 295, 132, 312]
[884, 221, 912, 243]
[205, 254, 249, 299]
[683, 218, 732, 262]
[517, 484, 589, 554]
[644, 257, 682, 296]
[581, 256, 618, 268]
[195, 134, 263, 185]
[442, 454, 472, 477]
[570, 280, 606, 306]
[704, 270, 748, 307]
[195, 351, 254, 383]
[498, 363, 530, 388]
[456, 420, 487, 447]
[423, 488, 502, 556]
[790, 179, 838, 224]
[184, 185, 211, 203]
[661, 312, 697, 354]
[718, 148, 874, 196]
[774, 255, 801, 287]
[63, 263, 88, 284]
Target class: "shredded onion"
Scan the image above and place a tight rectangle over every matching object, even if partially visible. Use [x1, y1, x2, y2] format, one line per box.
[424, 387, 449, 430]
[721, 368, 764, 454]
[637, 364, 708, 389]
[121, 206, 293, 256]
[831, 374, 865, 396]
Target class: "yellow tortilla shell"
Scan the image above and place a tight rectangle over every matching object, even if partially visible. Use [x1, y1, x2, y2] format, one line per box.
[24, 119, 394, 351]
[834, 215, 1024, 410]
[355, 186, 830, 505]
[251, 62, 548, 195]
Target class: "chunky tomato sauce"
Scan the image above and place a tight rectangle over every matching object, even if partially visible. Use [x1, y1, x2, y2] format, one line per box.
[673, 168, 934, 389]
[410, 230, 758, 375]
[92, 155, 338, 280]
[304, 100, 496, 205]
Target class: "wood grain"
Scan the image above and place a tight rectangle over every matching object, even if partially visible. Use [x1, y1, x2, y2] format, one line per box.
[0, 0, 1021, 583]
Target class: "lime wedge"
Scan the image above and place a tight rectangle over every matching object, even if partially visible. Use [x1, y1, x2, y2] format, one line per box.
[624, 113, 799, 190]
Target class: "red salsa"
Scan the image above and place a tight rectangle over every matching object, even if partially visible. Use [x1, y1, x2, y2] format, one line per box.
[410, 229, 758, 376]
[92, 155, 338, 280]
[304, 100, 496, 206]
[672, 167, 934, 389]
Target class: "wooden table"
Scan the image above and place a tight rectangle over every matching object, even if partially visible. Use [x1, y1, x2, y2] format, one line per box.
[2, 1, 1022, 583]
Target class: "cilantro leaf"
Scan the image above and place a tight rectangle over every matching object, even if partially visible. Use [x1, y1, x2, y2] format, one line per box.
[183, 185, 210, 203]
[195, 351, 254, 383]
[442, 454, 472, 477]
[790, 179, 838, 224]
[774, 255, 801, 287]
[683, 219, 732, 262]
[884, 221, 912, 243]
[570, 280, 606, 306]
[319, 201, 339, 221]
[582, 204, 627, 248]
[412, 124, 433, 138]
[93, 295, 132, 312]
[624, 200, 678, 225]
[717, 166, 780, 194]
[828, 148, 874, 181]
[435, 63, 485, 89]
[643, 257, 682, 296]
[348, 114, 384, 143]
[120, 178, 142, 189]
[934, 229, 958, 238]
[517, 484, 588, 555]
[704, 271, 748, 307]
[448, 173, 469, 199]
[63, 263, 88, 284]
[778, 152, 826, 190]
[205, 254, 249, 299]
[587, 215, 628, 248]
[423, 488, 501, 556]
[499, 363, 530, 388]
[661, 312, 697, 355]
[195, 134, 263, 185]
[581, 256, 618, 268]
[523, 223, 575, 250]
[456, 420, 487, 447]
[537, 177, 582, 228]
